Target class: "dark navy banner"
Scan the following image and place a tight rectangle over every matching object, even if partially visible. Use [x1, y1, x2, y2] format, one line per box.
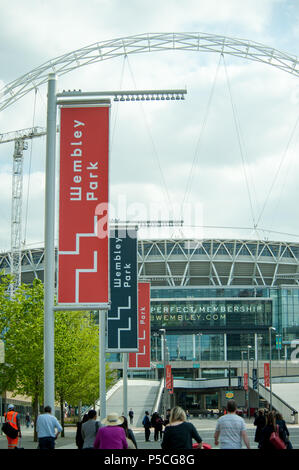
[107, 227, 138, 352]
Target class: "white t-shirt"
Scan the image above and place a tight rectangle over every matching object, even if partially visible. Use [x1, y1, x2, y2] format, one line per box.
[215, 413, 246, 449]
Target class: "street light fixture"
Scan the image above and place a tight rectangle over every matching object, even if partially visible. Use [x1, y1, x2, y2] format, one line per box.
[256, 336, 263, 407]
[197, 333, 202, 362]
[269, 327, 276, 411]
[241, 350, 247, 387]
[159, 329, 167, 415]
[247, 345, 252, 419]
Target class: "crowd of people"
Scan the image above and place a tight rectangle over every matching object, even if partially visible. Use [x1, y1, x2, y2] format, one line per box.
[1, 400, 294, 450]
[253, 408, 292, 450]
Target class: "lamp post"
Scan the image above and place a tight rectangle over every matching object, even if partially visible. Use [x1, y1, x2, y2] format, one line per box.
[241, 350, 247, 387]
[159, 328, 167, 415]
[197, 333, 202, 361]
[247, 345, 252, 419]
[269, 327, 276, 411]
[256, 336, 263, 407]
[284, 344, 288, 377]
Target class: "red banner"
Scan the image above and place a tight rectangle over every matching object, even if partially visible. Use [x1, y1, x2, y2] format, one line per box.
[58, 106, 109, 305]
[128, 283, 151, 369]
[264, 363, 270, 388]
[244, 372, 248, 391]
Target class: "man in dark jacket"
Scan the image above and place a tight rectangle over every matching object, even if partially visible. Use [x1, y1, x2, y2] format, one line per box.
[142, 411, 151, 442]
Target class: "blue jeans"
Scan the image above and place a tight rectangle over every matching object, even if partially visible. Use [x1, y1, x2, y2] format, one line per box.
[38, 437, 55, 449]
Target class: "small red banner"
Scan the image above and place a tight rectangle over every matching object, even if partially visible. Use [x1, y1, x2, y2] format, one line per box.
[58, 105, 109, 305]
[128, 283, 151, 369]
[166, 364, 172, 390]
[264, 363, 270, 388]
[244, 372, 248, 391]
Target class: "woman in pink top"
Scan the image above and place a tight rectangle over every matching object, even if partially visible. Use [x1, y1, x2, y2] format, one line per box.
[94, 413, 128, 449]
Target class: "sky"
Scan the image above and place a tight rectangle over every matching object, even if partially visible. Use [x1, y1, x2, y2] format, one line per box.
[0, 0, 298, 250]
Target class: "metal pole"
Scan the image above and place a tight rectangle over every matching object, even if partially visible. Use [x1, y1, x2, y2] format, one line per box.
[224, 333, 227, 361]
[100, 310, 107, 420]
[159, 329, 166, 415]
[123, 353, 128, 419]
[269, 327, 275, 411]
[256, 339, 259, 407]
[44, 73, 57, 411]
[285, 345, 288, 376]
[241, 351, 244, 387]
[247, 348, 250, 419]
[163, 334, 166, 415]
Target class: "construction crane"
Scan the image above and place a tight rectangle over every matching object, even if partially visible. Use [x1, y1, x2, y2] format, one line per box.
[0, 126, 47, 295]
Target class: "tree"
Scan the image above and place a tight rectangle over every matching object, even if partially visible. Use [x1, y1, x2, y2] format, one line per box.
[0, 278, 117, 438]
[54, 309, 116, 433]
[0, 278, 44, 431]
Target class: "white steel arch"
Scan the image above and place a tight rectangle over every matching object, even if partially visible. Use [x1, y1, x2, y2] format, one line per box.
[0, 32, 298, 112]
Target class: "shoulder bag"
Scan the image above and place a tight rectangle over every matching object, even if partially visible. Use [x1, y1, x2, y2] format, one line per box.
[269, 425, 286, 450]
[1, 422, 19, 439]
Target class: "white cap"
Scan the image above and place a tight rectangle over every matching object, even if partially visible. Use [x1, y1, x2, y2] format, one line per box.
[8, 404, 14, 410]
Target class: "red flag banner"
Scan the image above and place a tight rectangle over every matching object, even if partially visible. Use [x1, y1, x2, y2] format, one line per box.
[58, 105, 109, 305]
[264, 363, 270, 388]
[128, 283, 151, 369]
[169, 374, 174, 394]
[166, 364, 172, 390]
[244, 372, 248, 391]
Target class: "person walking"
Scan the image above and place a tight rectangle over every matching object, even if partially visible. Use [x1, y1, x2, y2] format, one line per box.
[93, 413, 128, 449]
[258, 410, 288, 450]
[120, 416, 138, 449]
[163, 408, 171, 426]
[161, 406, 202, 450]
[276, 412, 292, 449]
[142, 411, 151, 442]
[4, 404, 22, 449]
[151, 411, 163, 441]
[81, 409, 101, 449]
[128, 408, 134, 425]
[75, 413, 88, 450]
[254, 409, 266, 446]
[36, 406, 63, 450]
[25, 412, 31, 429]
[214, 400, 250, 449]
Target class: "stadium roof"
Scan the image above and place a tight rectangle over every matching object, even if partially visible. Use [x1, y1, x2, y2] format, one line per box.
[1, 239, 299, 288]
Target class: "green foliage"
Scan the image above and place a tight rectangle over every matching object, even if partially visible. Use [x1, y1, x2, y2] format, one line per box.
[0, 277, 117, 410]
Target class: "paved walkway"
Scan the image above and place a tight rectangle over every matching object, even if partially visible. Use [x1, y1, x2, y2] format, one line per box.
[1, 418, 298, 450]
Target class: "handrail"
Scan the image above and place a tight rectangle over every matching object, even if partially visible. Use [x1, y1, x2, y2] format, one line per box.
[257, 380, 298, 414]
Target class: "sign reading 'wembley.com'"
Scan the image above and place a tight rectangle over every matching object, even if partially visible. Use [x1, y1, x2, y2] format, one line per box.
[58, 106, 109, 305]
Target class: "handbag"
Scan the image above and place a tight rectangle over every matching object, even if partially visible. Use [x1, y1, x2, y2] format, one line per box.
[269, 425, 286, 450]
[1, 421, 19, 439]
[192, 442, 212, 449]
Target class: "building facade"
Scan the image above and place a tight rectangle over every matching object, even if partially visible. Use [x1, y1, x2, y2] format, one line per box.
[2, 239, 299, 381]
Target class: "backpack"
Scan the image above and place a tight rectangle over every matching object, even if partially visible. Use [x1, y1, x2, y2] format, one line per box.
[2, 421, 18, 439]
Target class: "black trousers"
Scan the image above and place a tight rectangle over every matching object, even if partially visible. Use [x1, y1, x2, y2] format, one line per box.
[144, 427, 151, 441]
[38, 437, 55, 450]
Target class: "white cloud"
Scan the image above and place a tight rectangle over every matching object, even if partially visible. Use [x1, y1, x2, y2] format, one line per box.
[0, 0, 298, 249]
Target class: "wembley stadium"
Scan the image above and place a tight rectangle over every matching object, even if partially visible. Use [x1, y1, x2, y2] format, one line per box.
[1, 237, 299, 380]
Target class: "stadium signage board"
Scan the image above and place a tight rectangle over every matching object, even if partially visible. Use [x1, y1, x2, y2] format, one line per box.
[151, 298, 272, 331]
[107, 227, 138, 352]
[57, 105, 109, 306]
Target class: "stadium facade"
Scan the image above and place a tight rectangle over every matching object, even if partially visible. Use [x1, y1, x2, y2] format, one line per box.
[2, 239, 299, 384]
